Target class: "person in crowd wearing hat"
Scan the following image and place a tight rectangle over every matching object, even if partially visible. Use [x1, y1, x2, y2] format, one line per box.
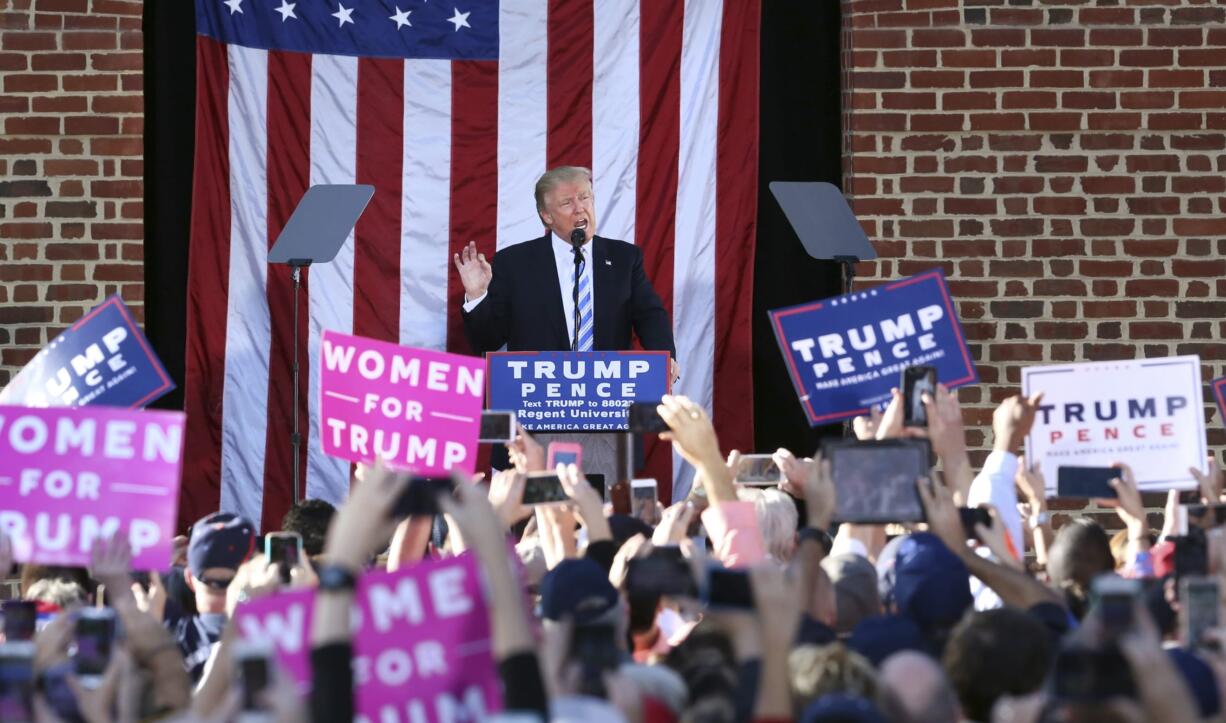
[166, 511, 256, 682]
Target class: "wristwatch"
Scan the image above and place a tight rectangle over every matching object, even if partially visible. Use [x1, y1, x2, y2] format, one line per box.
[316, 564, 358, 592]
[797, 526, 834, 556]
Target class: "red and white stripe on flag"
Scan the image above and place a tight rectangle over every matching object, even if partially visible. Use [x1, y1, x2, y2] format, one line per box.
[182, 0, 760, 532]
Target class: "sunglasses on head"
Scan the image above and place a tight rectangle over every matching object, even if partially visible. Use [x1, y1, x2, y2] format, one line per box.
[197, 575, 234, 591]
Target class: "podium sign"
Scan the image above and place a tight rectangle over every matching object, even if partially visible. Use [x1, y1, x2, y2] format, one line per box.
[486, 351, 670, 431]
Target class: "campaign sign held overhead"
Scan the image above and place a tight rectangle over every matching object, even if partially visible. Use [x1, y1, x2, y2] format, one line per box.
[0, 405, 185, 570]
[0, 295, 174, 409]
[770, 270, 978, 425]
[487, 351, 670, 431]
[232, 554, 502, 720]
[319, 331, 485, 476]
[1023, 357, 1207, 492]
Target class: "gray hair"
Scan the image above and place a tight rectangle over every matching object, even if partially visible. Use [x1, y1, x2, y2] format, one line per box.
[534, 166, 592, 214]
[737, 487, 799, 562]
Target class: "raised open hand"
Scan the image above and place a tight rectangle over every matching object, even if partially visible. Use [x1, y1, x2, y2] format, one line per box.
[1191, 455, 1224, 504]
[452, 240, 492, 300]
[1104, 462, 1146, 535]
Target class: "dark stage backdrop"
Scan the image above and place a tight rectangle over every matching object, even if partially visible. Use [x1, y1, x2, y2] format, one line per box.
[142, 1, 846, 451]
[753, 0, 845, 455]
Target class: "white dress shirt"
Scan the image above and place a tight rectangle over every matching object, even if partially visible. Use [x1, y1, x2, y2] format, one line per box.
[462, 232, 596, 346]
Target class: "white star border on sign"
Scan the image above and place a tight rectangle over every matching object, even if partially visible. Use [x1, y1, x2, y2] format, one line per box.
[223, 0, 242, 15]
[447, 7, 471, 31]
[389, 7, 412, 29]
[332, 3, 355, 27]
[275, 0, 296, 22]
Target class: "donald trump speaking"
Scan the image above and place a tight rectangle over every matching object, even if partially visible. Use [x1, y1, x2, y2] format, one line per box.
[453, 166, 680, 382]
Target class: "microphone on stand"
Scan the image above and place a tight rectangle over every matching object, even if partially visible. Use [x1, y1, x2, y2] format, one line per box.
[569, 227, 586, 351]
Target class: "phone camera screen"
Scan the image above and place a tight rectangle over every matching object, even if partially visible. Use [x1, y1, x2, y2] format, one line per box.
[72, 617, 113, 678]
[523, 474, 568, 505]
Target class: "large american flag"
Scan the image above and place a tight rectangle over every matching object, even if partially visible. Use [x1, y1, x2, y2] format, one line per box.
[183, 0, 760, 532]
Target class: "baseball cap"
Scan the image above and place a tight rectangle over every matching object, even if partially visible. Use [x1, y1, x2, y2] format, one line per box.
[892, 532, 972, 630]
[539, 558, 619, 624]
[187, 512, 257, 574]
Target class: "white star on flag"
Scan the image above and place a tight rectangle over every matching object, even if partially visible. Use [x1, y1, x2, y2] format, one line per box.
[275, 0, 296, 22]
[447, 8, 471, 31]
[389, 7, 411, 29]
[223, 0, 242, 15]
[332, 3, 354, 27]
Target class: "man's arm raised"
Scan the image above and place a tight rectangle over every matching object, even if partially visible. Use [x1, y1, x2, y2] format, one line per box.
[455, 240, 508, 352]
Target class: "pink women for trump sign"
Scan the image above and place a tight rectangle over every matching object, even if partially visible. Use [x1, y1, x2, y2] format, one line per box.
[0, 405, 184, 570]
[319, 331, 485, 476]
[232, 553, 501, 722]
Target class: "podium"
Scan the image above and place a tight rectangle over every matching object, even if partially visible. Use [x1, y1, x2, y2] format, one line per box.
[486, 350, 671, 501]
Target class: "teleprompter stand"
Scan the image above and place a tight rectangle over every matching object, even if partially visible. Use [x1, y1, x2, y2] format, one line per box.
[768, 181, 877, 297]
[268, 184, 375, 505]
[769, 182, 878, 436]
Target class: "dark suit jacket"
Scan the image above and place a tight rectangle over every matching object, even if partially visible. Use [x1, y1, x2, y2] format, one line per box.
[462, 233, 676, 355]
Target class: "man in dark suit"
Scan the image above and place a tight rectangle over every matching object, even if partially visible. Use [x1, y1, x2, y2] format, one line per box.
[454, 166, 680, 381]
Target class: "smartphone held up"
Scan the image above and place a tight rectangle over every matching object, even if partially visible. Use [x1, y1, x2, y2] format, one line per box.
[901, 365, 937, 428]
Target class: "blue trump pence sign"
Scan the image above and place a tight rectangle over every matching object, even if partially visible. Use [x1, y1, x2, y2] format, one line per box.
[486, 351, 670, 432]
[770, 270, 977, 425]
[0, 295, 174, 409]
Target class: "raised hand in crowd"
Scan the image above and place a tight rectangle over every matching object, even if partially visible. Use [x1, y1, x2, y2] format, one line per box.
[991, 391, 1045, 455]
[1015, 455, 1054, 563]
[919, 475, 1062, 611]
[1105, 462, 1152, 556]
[750, 564, 802, 720]
[914, 384, 975, 502]
[323, 459, 410, 570]
[507, 429, 547, 474]
[224, 553, 315, 618]
[851, 403, 883, 441]
[657, 394, 736, 503]
[652, 501, 696, 546]
[608, 533, 653, 591]
[487, 467, 532, 529]
[559, 462, 612, 544]
[873, 387, 906, 440]
[89, 536, 192, 714]
[536, 502, 579, 570]
[1191, 454, 1225, 504]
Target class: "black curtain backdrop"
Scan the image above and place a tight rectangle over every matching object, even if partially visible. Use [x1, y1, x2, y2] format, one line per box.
[753, 0, 845, 455]
[142, 3, 847, 452]
[142, 2, 196, 411]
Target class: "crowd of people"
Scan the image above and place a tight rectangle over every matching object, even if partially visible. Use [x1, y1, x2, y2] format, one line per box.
[3, 388, 1226, 723]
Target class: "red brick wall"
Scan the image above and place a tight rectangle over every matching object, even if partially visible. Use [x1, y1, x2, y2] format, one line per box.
[0, 0, 143, 386]
[843, 0, 1226, 504]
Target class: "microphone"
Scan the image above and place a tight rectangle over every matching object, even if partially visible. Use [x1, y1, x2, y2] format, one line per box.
[569, 228, 586, 247]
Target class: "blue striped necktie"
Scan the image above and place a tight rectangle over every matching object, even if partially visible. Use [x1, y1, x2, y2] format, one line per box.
[572, 246, 593, 351]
